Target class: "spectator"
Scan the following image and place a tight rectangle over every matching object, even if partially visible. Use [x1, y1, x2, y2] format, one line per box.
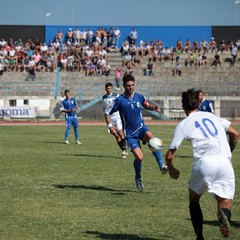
[115, 68, 121, 90]
[200, 38, 208, 53]
[26, 66, 36, 81]
[211, 54, 221, 67]
[208, 37, 217, 53]
[230, 43, 237, 67]
[236, 38, 240, 51]
[175, 39, 183, 52]
[113, 27, 121, 48]
[192, 40, 199, 53]
[86, 28, 94, 47]
[101, 60, 111, 76]
[183, 39, 191, 53]
[122, 51, 132, 68]
[107, 40, 118, 53]
[55, 30, 64, 44]
[86, 61, 96, 76]
[74, 27, 81, 44]
[143, 59, 154, 76]
[129, 27, 138, 45]
[66, 28, 73, 44]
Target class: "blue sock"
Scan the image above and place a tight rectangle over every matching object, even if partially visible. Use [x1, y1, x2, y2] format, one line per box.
[65, 127, 70, 140]
[152, 150, 163, 169]
[74, 127, 79, 141]
[133, 159, 142, 179]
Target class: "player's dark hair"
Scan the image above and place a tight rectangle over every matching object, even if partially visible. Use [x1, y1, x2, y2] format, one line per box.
[64, 89, 70, 94]
[123, 74, 135, 84]
[105, 82, 113, 88]
[196, 89, 203, 96]
[182, 88, 200, 111]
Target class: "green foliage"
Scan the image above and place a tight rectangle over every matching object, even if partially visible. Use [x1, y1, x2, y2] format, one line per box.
[0, 124, 240, 240]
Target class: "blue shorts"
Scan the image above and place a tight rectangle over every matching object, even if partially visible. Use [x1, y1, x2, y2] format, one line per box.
[65, 118, 79, 128]
[126, 125, 150, 151]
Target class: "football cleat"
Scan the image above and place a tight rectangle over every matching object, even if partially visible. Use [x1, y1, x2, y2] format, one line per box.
[64, 140, 70, 144]
[160, 164, 168, 175]
[217, 209, 230, 238]
[122, 150, 128, 158]
[135, 178, 144, 191]
[76, 141, 81, 144]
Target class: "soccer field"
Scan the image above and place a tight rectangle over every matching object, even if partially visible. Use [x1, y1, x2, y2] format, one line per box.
[1, 124, 240, 240]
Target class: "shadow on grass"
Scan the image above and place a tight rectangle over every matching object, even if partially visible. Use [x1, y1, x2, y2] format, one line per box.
[85, 230, 169, 239]
[175, 155, 192, 159]
[53, 184, 134, 195]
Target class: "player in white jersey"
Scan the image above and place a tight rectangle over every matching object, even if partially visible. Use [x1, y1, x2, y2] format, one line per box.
[165, 89, 239, 240]
[102, 82, 127, 158]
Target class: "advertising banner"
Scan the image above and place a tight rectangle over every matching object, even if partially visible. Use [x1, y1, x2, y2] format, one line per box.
[0, 107, 38, 118]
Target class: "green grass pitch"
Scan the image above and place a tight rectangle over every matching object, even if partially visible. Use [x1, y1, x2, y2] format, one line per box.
[1, 124, 240, 240]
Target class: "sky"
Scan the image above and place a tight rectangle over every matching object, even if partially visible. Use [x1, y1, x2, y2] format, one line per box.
[0, 0, 240, 26]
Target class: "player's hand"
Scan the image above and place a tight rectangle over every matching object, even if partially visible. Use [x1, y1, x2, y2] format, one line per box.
[168, 167, 180, 180]
[154, 106, 160, 112]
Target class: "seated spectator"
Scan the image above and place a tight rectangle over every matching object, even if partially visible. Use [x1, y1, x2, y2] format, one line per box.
[195, 54, 202, 67]
[129, 42, 137, 56]
[143, 59, 154, 76]
[175, 39, 183, 52]
[183, 39, 191, 53]
[107, 40, 118, 53]
[151, 46, 159, 62]
[172, 62, 182, 76]
[26, 66, 36, 81]
[219, 40, 227, 53]
[120, 40, 129, 56]
[122, 51, 132, 68]
[202, 54, 208, 66]
[200, 38, 208, 53]
[185, 53, 195, 67]
[208, 37, 217, 53]
[137, 40, 146, 58]
[101, 61, 111, 76]
[211, 54, 221, 67]
[86, 61, 96, 76]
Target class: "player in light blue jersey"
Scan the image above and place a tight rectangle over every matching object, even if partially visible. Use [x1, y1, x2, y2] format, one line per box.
[60, 89, 81, 144]
[105, 74, 168, 191]
[197, 90, 214, 113]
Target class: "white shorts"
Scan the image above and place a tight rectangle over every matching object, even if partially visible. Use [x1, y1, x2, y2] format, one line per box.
[189, 155, 235, 200]
[111, 117, 122, 131]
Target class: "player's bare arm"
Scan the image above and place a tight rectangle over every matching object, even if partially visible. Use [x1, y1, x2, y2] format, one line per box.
[165, 149, 180, 180]
[142, 101, 160, 112]
[227, 126, 239, 152]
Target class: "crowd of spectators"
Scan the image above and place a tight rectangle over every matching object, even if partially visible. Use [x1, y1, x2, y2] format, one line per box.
[0, 26, 239, 79]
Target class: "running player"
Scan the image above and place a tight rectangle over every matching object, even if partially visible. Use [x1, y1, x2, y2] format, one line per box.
[103, 82, 128, 158]
[105, 74, 168, 191]
[165, 88, 239, 239]
[60, 89, 81, 144]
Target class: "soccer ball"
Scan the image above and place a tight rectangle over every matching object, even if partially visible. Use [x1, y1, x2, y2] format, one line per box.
[148, 137, 163, 152]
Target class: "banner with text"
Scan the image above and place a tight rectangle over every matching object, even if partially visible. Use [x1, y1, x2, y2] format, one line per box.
[0, 107, 38, 118]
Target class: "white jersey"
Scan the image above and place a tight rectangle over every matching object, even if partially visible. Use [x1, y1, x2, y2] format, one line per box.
[102, 93, 121, 120]
[169, 111, 232, 163]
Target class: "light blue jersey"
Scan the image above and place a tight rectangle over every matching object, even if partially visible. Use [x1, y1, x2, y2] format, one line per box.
[109, 92, 146, 136]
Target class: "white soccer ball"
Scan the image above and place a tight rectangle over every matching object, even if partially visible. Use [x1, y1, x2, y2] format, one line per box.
[148, 137, 163, 152]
